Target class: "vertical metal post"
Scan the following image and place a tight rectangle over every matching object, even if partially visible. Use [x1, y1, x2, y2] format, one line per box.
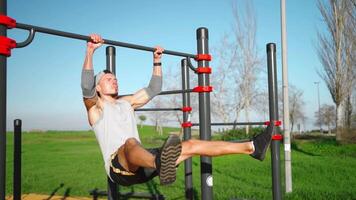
[181, 59, 193, 200]
[0, 0, 7, 199]
[267, 43, 282, 200]
[196, 27, 213, 200]
[281, 0, 292, 193]
[106, 46, 118, 200]
[14, 119, 22, 200]
[106, 46, 116, 75]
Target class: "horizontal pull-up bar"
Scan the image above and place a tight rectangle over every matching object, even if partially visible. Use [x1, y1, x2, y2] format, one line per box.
[191, 122, 266, 126]
[135, 108, 182, 112]
[119, 89, 195, 98]
[15, 23, 197, 58]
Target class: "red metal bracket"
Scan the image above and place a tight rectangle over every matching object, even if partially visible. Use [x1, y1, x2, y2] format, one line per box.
[193, 86, 213, 93]
[0, 36, 17, 57]
[264, 120, 282, 126]
[272, 134, 283, 141]
[181, 107, 192, 112]
[196, 67, 212, 74]
[0, 15, 16, 28]
[195, 54, 212, 61]
[181, 122, 192, 128]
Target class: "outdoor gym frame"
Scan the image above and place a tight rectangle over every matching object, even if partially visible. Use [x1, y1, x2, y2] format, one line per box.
[0, 2, 282, 200]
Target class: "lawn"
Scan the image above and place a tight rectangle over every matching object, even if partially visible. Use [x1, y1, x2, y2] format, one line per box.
[4, 126, 356, 199]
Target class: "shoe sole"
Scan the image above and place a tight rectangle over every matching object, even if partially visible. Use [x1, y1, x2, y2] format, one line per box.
[159, 135, 182, 185]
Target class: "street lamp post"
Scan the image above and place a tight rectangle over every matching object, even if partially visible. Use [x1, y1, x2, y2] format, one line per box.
[314, 82, 322, 134]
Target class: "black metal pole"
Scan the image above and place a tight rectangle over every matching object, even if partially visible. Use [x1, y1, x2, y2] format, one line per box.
[119, 89, 195, 98]
[192, 122, 266, 126]
[135, 108, 182, 112]
[0, 0, 7, 199]
[106, 46, 116, 75]
[13, 119, 22, 200]
[267, 43, 282, 200]
[15, 23, 196, 58]
[106, 46, 118, 200]
[181, 59, 193, 200]
[196, 27, 213, 200]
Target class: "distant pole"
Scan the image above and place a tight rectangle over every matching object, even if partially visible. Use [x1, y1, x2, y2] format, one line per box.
[314, 81, 321, 134]
[281, 0, 292, 193]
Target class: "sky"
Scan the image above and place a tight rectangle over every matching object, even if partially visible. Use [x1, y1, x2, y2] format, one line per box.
[6, 0, 333, 131]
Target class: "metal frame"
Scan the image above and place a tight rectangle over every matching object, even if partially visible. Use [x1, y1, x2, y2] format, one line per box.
[0, 7, 282, 199]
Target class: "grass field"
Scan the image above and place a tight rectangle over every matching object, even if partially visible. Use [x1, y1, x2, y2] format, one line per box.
[5, 126, 356, 199]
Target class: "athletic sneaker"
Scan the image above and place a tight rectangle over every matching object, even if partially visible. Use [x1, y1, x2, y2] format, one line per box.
[250, 126, 272, 161]
[155, 134, 182, 185]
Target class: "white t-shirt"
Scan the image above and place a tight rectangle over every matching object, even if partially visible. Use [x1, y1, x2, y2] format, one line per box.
[92, 99, 141, 178]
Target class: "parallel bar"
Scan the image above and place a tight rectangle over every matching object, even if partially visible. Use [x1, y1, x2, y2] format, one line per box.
[197, 27, 213, 200]
[191, 122, 265, 126]
[106, 46, 118, 200]
[16, 23, 196, 58]
[267, 43, 282, 200]
[135, 108, 181, 112]
[0, 0, 7, 198]
[182, 58, 194, 200]
[13, 119, 21, 200]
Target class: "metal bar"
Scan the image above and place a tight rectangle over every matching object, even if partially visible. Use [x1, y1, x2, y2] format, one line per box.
[15, 23, 196, 58]
[191, 122, 265, 126]
[13, 119, 21, 200]
[267, 43, 282, 200]
[118, 89, 195, 98]
[135, 108, 181, 112]
[197, 27, 213, 200]
[0, 0, 7, 198]
[106, 46, 118, 200]
[182, 58, 193, 200]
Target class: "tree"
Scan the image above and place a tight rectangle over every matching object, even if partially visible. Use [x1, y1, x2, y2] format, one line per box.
[314, 104, 336, 134]
[287, 85, 306, 133]
[316, 0, 356, 140]
[138, 115, 147, 128]
[211, 1, 262, 134]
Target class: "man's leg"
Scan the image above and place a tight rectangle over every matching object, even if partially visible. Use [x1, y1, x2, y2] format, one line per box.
[176, 140, 254, 164]
[176, 127, 272, 164]
[117, 138, 156, 172]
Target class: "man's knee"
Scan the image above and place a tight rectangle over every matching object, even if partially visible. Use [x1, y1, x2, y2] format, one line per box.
[124, 138, 140, 150]
[182, 139, 199, 156]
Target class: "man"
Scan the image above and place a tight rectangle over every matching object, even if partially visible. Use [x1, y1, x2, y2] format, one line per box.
[81, 34, 272, 186]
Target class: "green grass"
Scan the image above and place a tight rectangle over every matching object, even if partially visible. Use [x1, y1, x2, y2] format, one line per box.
[5, 127, 356, 199]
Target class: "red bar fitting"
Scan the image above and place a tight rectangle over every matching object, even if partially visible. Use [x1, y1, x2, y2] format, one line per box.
[181, 107, 192, 112]
[0, 45, 11, 57]
[195, 54, 212, 61]
[181, 122, 192, 128]
[0, 15, 16, 28]
[193, 86, 213, 93]
[0, 36, 17, 48]
[196, 67, 212, 74]
[272, 134, 283, 141]
[264, 120, 282, 126]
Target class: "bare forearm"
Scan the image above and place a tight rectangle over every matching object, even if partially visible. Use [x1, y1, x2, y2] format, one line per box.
[83, 50, 94, 70]
[153, 58, 162, 76]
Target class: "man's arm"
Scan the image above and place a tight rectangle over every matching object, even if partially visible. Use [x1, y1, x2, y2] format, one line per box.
[121, 46, 164, 109]
[81, 34, 104, 111]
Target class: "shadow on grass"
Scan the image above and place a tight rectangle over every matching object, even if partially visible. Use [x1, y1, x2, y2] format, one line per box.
[46, 183, 71, 200]
[291, 142, 321, 156]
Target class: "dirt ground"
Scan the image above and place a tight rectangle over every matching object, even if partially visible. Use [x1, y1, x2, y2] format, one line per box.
[6, 193, 105, 200]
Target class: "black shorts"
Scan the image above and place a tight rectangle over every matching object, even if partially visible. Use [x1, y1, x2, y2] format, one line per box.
[109, 148, 159, 186]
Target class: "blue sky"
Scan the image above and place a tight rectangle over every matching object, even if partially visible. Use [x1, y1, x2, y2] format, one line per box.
[6, 0, 332, 131]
